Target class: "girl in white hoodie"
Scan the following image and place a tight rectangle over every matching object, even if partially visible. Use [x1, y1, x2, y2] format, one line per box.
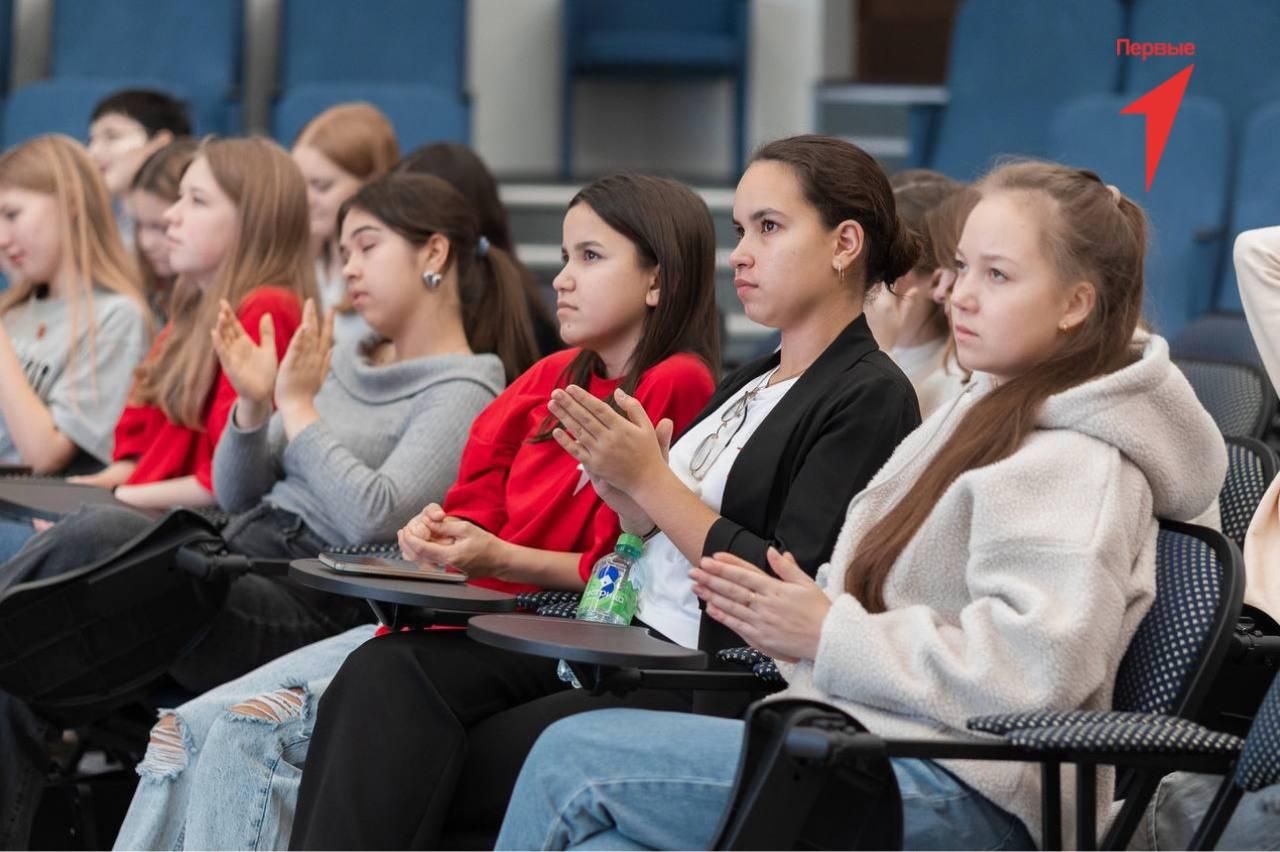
[495, 161, 1227, 851]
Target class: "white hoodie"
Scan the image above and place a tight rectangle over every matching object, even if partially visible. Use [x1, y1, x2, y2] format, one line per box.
[774, 334, 1226, 848]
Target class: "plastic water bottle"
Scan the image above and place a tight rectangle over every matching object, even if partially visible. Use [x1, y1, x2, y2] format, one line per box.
[556, 659, 582, 688]
[575, 533, 644, 625]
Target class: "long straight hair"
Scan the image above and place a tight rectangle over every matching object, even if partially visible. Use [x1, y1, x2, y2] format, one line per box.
[129, 138, 199, 314]
[534, 174, 721, 440]
[886, 169, 963, 340]
[338, 172, 538, 382]
[0, 134, 149, 398]
[845, 161, 1148, 610]
[131, 137, 317, 427]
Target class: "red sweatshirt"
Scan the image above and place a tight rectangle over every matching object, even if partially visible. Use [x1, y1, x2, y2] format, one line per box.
[446, 348, 715, 594]
[112, 286, 303, 490]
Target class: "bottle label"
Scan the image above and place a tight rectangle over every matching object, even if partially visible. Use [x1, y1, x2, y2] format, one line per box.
[578, 559, 637, 623]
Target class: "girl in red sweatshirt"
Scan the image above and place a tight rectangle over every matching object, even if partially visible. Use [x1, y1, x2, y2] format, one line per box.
[71, 137, 315, 509]
[98, 173, 719, 851]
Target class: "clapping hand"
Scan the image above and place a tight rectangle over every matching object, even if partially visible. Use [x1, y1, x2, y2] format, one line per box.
[275, 299, 334, 414]
[211, 299, 279, 406]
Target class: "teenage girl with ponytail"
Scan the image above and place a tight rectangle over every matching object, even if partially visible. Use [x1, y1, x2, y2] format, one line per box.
[497, 161, 1227, 852]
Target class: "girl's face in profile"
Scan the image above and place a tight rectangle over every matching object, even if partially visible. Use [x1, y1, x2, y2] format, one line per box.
[949, 191, 1092, 381]
[164, 156, 238, 284]
[729, 160, 857, 330]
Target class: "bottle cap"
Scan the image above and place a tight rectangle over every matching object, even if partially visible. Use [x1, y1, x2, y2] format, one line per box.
[616, 532, 644, 557]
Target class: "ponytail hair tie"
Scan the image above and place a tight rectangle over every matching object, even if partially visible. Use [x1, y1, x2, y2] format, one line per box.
[1106, 184, 1122, 206]
[476, 235, 491, 258]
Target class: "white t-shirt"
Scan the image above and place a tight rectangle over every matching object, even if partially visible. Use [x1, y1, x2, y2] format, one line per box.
[0, 288, 148, 464]
[890, 336, 967, 418]
[634, 369, 799, 648]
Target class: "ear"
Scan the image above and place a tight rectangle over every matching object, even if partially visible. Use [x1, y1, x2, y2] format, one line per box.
[644, 265, 660, 309]
[1059, 280, 1097, 331]
[416, 232, 451, 278]
[832, 219, 865, 279]
[139, 131, 173, 160]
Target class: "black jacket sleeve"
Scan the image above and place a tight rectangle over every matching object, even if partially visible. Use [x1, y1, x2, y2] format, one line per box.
[702, 364, 922, 578]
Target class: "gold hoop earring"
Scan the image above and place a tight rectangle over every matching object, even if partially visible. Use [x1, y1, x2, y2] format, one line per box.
[836, 264, 846, 284]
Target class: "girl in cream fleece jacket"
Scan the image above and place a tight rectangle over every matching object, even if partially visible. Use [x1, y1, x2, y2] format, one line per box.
[496, 161, 1226, 852]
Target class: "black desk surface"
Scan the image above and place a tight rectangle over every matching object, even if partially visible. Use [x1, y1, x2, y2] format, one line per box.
[468, 613, 708, 669]
[0, 477, 151, 521]
[288, 559, 517, 612]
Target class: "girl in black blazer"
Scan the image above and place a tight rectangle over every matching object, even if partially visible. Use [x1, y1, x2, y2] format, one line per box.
[290, 136, 923, 850]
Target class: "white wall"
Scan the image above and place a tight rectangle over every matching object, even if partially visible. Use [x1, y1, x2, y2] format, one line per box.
[469, 0, 830, 177]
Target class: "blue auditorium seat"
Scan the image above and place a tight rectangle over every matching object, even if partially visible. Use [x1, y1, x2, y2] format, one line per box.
[914, 0, 1125, 180]
[2, 78, 191, 148]
[275, 0, 469, 147]
[1049, 94, 1230, 340]
[1124, 0, 1280, 137]
[278, 0, 466, 91]
[47, 0, 241, 133]
[274, 83, 469, 151]
[561, 0, 749, 179]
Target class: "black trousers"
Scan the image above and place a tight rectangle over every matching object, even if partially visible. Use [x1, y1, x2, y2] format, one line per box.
[291, 630, 693, 850]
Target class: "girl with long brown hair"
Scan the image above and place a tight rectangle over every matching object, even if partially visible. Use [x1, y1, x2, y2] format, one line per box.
[289, 137, 923, 850]
[292, 102, 399, 342]
[63, 137, 314, 511]
[125, 138, 200, 319]
[0, 135, 150, 476]
[865, 169, 974, 416]
[496, 160, 1229, 851]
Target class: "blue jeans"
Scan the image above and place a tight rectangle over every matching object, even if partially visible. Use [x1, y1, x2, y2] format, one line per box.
[113, 624, 378, 851]
[0, 515, 36, 564]
[496, 709, 1034, 851]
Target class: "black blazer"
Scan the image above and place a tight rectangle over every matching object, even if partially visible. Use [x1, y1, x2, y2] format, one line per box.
[690, 314, 922, 656]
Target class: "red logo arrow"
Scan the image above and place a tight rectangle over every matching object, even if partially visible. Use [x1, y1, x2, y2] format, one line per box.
[1121, 64, 1194, 191]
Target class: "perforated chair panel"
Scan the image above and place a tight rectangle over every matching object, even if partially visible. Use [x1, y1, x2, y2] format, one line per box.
[716, 646, 786, 686]
[515, 590, 579, 611]
[1220, 438, 1279, 548]
[1114, 526, 1234, 717]
[1175, 358, 1276, 439]
[1008, 720, 1243, 756]
[1236, 671, 1280, 791]
[968, 710, 1198, 736]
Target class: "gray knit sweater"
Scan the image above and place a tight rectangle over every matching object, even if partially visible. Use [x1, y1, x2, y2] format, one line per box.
[212, 346, 505, 545]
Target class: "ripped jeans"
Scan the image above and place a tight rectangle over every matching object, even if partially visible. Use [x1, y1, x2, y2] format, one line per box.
[112, 624, 377, 851]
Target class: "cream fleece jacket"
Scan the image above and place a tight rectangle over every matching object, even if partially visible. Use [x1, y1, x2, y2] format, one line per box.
[773, 334, 1226, 848]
